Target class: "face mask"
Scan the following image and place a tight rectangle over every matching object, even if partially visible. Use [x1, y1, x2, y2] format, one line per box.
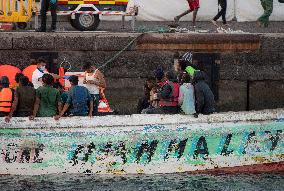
[39, 66, 46, 71]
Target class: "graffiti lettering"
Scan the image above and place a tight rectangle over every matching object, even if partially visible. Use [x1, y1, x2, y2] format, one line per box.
[164, 139, 188, 160]
[243, 131, 256, 154]
[221, 134, 234, 156]
[70, 143, 96, 166]
[194, 136, 209, 159]
[136, 140, 158, 163]
[264, 130, 282, 151]
[1, 143, 44, 163]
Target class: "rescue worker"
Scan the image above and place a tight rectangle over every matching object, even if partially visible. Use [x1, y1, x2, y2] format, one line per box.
[32, 58, 62, 89]
[192, 71, 215, 115]
[143, 71, 180, 114]
[30, 74, 62, 119]
[212, 0, 228, 27]
[82, 62, 106, 116]
[258, 0, 273, 27]
[37, 0, 58, 32]
[174, 0, 200, 28]
[54, 75, 93, 120]
[5, 76, 36, 122]
[0, 76, 13, 117]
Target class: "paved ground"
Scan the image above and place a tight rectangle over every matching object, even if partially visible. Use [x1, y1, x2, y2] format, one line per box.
[94, 21, 284, 33]
[6, 20, 284, 33]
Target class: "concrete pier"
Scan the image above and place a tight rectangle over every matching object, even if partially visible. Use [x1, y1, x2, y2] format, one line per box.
[0, 32, 283, 114]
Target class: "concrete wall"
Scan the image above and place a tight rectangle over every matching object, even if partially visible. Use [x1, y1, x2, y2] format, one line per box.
[0, 32, 283, 114]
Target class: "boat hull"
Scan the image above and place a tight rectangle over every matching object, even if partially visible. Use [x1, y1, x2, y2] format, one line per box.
[0, 109, 283, 175]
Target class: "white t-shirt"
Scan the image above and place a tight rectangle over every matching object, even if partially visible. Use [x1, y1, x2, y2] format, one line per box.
[83, 70, 100, 95]
[32, 68, 48, 89]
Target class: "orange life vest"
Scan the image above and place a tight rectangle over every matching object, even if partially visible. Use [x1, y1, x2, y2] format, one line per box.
[159, 81, 180, 107]
[0, 88, 13, 113]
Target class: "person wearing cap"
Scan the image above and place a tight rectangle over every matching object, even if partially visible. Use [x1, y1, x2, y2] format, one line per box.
[54, 75, 93, 120]
[0, 76, 13, 117]
[5, 76, 36, 122]
[30, 74, 62, 119]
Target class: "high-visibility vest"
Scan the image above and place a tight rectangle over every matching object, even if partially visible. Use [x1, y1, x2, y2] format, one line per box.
[159, 81, 180, 107]
[0, 88, 13, 113]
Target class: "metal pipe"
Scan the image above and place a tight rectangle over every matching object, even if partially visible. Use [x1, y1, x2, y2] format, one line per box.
[232, 0, 237, 21]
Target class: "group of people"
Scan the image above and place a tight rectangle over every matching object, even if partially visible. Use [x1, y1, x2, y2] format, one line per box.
[137, 52, 216, 116]
[0, 59, 105, 122]
[174, 0, 274, 28]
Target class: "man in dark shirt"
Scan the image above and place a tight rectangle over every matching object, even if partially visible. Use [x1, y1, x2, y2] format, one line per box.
[192, 71, 215, 115]
[5, 76, 36, 122]
[37, 0, 58, 32]
[55, 75, 93, 120]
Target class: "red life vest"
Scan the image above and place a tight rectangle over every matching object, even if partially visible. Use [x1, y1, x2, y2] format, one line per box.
[159, 81, 180, 107]
[0, 88, 13, 113]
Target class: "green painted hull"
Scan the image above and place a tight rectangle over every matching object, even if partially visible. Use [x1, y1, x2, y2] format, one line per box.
[0, 109, 283, 175]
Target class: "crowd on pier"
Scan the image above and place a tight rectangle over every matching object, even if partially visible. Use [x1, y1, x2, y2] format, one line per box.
[0, 51, 215, 122]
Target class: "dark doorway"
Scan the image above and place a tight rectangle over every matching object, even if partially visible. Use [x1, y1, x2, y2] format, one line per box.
[31, 52, 59, 74]
[192, 53, 220, 101]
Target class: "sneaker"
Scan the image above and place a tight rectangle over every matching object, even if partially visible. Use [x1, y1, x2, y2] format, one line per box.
[174, 16, 180, 23]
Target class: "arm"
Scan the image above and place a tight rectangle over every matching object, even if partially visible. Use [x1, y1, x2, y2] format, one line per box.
[194, 85, 204, 114]
[86, 71, 106, 88]
[29, 97, 40, 120]
[178, 88, 184, 106]
[50, 73, 63, 79]
[88, 101, 94, 117]
[54, 103, 70, 120]
[5, 94, 18, 122]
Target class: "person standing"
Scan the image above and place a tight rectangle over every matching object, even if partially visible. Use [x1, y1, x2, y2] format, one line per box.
[82, 62, 106, 116]
[55, 75, 93, 119]
[32, 58, 62, 89]
[258, 0, 273, 27]
[37, 0, 57, 32]
[174, 0, 200, 28]
[212, 0, 228, 27]
[0, 76, 13, 117]
[5, 76, 36, 122]
[30, 74, 62, 119]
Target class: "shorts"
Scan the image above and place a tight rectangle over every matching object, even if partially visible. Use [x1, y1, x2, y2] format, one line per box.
[187, 0, 200, 11]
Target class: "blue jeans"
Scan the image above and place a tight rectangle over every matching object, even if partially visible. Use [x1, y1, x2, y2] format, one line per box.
[91, 94, 100, 116]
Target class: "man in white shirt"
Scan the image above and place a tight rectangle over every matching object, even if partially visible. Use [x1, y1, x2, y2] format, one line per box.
[32, 58, 62, 89]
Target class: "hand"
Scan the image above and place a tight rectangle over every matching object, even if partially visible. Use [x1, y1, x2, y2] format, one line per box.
[29, 115, 35, 120]
[4, 116, 11, 123]
[54, 115, 61, 120]
[83, 80, 87, 84]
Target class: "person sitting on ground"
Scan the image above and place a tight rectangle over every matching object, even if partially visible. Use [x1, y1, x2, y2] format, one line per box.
[82, 62, 106, 116]
[5, 76, 36, 122]
[143, 71, 180, 114]
[178, 72, 196, 115]
[192, 71, 215, 115]
[30, 74, 62, 119]
[137, 78, 155, 113]
[0, 76, 13, 117]
[55, 75, 93, 120]
[32, 58, 62, 89]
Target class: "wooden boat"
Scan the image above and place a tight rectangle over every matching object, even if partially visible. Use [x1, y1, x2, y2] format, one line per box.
[0, 108, 283, 175]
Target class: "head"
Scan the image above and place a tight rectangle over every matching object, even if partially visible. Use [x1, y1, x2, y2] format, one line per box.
[68, 75, 79, 86]
[42, 74, 54, 86]
[19, 76, 30, 87]
[174, 59, 188, 72]
[0, 76, 10, 88]
[164, 71, 176, 82]
[36, 58, 47, 71]
[181, 72, 191, 84]
[53, 81, 64, 92]
[154, 68, 164, 82]
[15, 73, 24, 83]
[83, 62, 94, 73]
